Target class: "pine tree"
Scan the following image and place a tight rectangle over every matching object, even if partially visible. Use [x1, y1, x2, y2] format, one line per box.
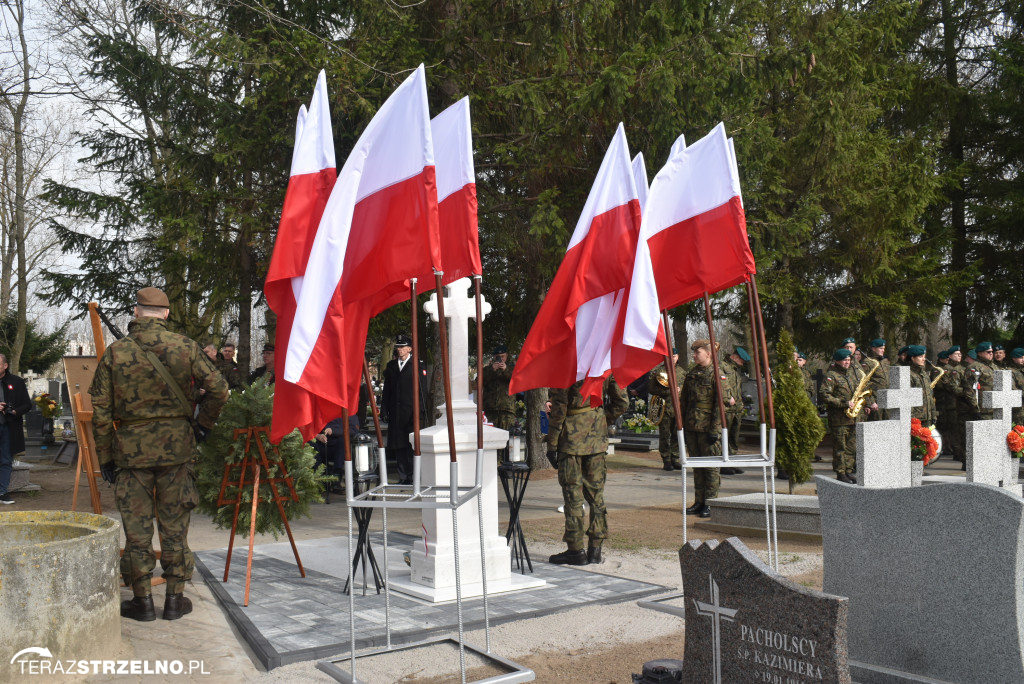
[773, 330, 824, 493]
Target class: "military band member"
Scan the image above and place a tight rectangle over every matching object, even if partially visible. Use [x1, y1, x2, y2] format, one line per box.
[1010, 349, 1024, 426]
[994, 344, 1007, 369]
[820, 348, 864, 483]
[682, 339, 724, 518]
[864, 338, 889, 421]
[648, 349, 685, 471]
[797, 351, 815, 403]
[720, 347, 749, 473]
[907, 346, 937, 427]
[951, 346, 978, 470]
[933, 350, 959, 458]
[973, 342, 996, 419]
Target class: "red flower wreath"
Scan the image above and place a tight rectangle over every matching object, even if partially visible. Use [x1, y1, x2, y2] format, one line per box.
[1007, 425, 1024, 459]
[910, 418, 939, 465]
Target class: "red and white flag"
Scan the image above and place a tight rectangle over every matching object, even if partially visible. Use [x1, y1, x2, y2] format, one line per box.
[283, 65, 440, 424]
[621, 122, 755, 364]
[632, 152, 649, 212]
[510, 124, 642, 403]
[265, 71, 337, 442]
[432, 97, 482, 284]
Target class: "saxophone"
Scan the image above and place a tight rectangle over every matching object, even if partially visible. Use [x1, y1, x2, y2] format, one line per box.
[846, 358, 880, 419]
[927, 359, 945, 389]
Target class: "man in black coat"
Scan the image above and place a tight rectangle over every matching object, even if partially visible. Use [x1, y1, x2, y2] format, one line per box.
[0, 353, 33, 504]
[381, 334, 429, 485]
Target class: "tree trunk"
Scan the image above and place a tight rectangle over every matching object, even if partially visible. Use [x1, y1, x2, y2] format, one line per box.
[526, 387, 550, 471]
[7, 0, 30, 373]
[942, 0, 969, 344]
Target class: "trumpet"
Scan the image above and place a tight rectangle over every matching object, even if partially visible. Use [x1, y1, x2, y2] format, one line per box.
[927, 359, 945, 389]
[846, 358, 880, 419]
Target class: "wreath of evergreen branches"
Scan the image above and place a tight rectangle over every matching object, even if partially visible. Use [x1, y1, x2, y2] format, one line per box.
[195, 379, 333, 538]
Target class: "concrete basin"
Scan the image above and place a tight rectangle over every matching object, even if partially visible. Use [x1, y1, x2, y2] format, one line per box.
[0, 510, 120, 679]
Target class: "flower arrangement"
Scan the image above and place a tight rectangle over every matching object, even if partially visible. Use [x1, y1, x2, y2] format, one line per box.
[910, 418, 939, 465]
[623, 414, 656, 433]
[33, 392, 62, 419]
[1007, 425, 1024, 459]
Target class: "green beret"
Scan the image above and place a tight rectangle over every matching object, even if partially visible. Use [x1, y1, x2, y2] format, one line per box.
[937, 351, 950, 360]
[734, 346, 751, 361]
[975, 341, 992, 353]
[870, 338, 886, 348]
[907, 345, 926, 357]
[994, 344, 1004, 351]
[968, 349, 977, 360]
[1011, 348, 1024, 359]
[947, 345, 960, 353]
[841, 337, 856, 345]
[672, 347, 678, 354]
[798, 352, 807, 360]
[833, 348, 852, 361]
[898, 346, 909, 355]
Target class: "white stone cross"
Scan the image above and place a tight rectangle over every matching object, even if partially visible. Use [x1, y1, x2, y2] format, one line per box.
[694, 574, 738, 684]
[857, 365, 921, 488]
[424, 277, 491, 417]
[967, 370, 1023, 494]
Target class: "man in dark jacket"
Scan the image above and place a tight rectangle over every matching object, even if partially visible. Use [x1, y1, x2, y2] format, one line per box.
[0, 353, 32, 504]
[381, 334, 429, 485]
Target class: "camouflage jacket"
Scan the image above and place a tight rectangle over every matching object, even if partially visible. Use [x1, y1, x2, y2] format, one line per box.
[866, 355, 889, 394]
[820, 364, 863, 426]
[547, 376, 628, 455]
[681, 363, 724, 434]
[1011, 365, 1024, 425]
[801, 367, 816, 401]
[721, 358, 746, 415]
[216, 357, 245, 391]
[957, 362, 982, 413]
[975, 359, 996, 416]
[90, 317, 229, 469]
[648, 362, 685, 418]
[933, 363, 963, 413]
[482, 359, 516, 416]
[909, 364, 937, 426]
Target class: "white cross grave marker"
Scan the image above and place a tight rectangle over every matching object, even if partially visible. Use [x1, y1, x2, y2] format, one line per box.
[967, 370, 1023, 495]
[694, 574, 738, 684]
[857, 365, 921, 488]
[423, 278, 490, 419]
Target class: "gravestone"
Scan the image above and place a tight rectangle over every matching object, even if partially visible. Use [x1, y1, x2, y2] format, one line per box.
[967, 369, 1023, 495]
[818, 475, 1024, 683]
[680, 537, 850, 684]
[24, 410, 42, 445]
[856, 365, 920, 488]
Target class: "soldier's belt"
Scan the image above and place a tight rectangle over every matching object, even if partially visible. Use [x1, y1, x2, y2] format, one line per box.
[694, 402, 713, 410]
[567, 406, 602, 416]
[113, 415, 191, 430]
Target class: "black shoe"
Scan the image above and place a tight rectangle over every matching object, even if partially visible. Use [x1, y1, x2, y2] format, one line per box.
[0, 494, 13, 504]
[163, 593, 193, 620]
[813, 455, 822, 462]
[685, 502, 703, 514]
[121, 595, 156, 622]
[587, 547, 602, 564]
[776, 469, 789, 481]
[836, 473, 852, 483]
[961, 462, 967, 471]
[663, 462, 673, 471]
[697, 504, 712, 518]
[848, 474, 857, 484]
[721, 468, 744, 475]
[548, 549, 588, 566]
[672, 462, 682, 470]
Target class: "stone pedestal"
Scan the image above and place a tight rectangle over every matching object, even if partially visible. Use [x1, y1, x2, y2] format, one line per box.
[8, 461, 40, 493]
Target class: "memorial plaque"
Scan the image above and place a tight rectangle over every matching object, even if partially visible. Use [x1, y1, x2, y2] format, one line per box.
[680, 537, 850, 684]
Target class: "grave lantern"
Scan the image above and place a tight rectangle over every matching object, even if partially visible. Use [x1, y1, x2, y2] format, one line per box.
[351, 431, 377, 477]
[508, 424, 524, 462]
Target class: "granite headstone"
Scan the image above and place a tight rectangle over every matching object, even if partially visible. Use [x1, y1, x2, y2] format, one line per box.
[818, 475, 1024, 683]
[967, 369, 1022, 494]
[680, 537, 850, 684]
[856, 365, 921, 489]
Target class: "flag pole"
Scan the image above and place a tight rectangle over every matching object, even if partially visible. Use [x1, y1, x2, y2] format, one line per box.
[363, 359, 385, 448]
[661, 309, 683, 432]
[433, 273, 459, 464]
[703, 292, 730, 450]
[474, 275, 484, 452]
[748, 274, 776, 428]
[410, 278, 422, 492]
[744, 280, 766, 424]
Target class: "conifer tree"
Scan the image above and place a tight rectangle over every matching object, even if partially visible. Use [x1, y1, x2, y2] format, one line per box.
[773, 330, 824, 493]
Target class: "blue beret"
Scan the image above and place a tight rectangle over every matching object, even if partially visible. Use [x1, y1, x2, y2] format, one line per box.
[907, 345, 926, 357]
[937, 351, 950, 360]
[975, 341, 992, 353]
[841, 337, 856, 345]
[994, 344, 1004, 351]
[798, 352, 807, 360]
[870, 338, 886, 348]
[947, 345, 960, 353]
[833, 348, 852, 361]
[1012, 348, 1024, 359]
[672, 347, 678, 354]
[968, 349, 977, 360]
[734, 346, 751, 361]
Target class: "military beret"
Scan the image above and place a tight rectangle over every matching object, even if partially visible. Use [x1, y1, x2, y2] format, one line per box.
[968, 349, 977, 360]
[870, 338, 886, 348]
[136, 286, 169, 308]
[734, 346, 751, 362]
[491, 345, 507, 354]
[841, 337, 856, 345]
[262, 342, 275, 352]
[1012, 348, 1024, 359]
[937, 350, 950, 360]
[975, 341, 992, 353]
[691, 339, 717, 351]
[798, 352, 806, 360]
[994, 344, 1004, 351]
[833, 348, 852, 361]
[395, 333, 412, 347]
[907, 345, 926, 357]
[672, 347, 678, 354]
[898, 346, 909, 355]
[947, 345, 961, 353]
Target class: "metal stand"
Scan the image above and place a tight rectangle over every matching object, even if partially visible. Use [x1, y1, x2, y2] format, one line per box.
[343, 473, 385, 595]
[498, 461, 533, 574]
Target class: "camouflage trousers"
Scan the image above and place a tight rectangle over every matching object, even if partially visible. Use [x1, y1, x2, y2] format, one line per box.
[557, 452, 607, 551]
[116, 462, 198, 596]
[491, 411, 516, 461]
[936, 409, 961, 459]
[726, 411, 743, 452]
[657, 418, 679, 466]
[830, 424, 857, 475]
[685, 431, 720, 503]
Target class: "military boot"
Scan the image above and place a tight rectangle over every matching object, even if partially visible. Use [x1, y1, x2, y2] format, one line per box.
[163, 593, 193, 620]
[548, 549, 588, 566]
[121, 595, 156, 622]
[587, 547, 603, 564]
[685, 501, 703, 514]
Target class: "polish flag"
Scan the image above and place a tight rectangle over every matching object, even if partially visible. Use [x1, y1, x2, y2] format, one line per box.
[510, 124, 641, 403]
[265, 71, 338, 443]
[283, 65, 440, 426]
[632, 152, 649, 211]
[432, 97, 482, 284]
[621, 122, 755, 364]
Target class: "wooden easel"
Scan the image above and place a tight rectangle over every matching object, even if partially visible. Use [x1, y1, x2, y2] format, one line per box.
[216, 425, 305, 606]
[70, 392, 102, 514]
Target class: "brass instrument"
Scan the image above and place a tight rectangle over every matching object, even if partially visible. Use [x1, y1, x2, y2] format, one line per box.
[927, 359, 945, 389]
[647, 372, 669, 425]
[846, 358, 880, 419]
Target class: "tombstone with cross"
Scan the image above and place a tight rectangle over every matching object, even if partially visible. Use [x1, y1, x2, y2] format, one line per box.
[856, 365, 921, 488]
[967, 369, 1023, 495]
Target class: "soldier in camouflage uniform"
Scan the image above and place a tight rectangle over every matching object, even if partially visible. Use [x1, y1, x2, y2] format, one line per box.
[820, 348, 864, 483]
[797, 352, 816, 403]
[90, 288, 228, 622]
[864, 339, 889, 421]
[933, 350, 960, 459]
[648, 350, 684, 471]
[217, 342, 245, 391]
[721, 347, 750, 462]
[907, 346, 937, 426]
[482, 346, 516, 460]
[1010, 349, 1024, 426]
[973, 342, 997, 419]
[682, 339, 724, 518]
[994, 344, 1007, 369]
[546, 375, 627, 565]
[951, 346, 980, 470]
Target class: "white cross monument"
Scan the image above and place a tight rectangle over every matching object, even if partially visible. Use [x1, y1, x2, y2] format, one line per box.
[967, 370, 1023, 496]
[694, 574, 739, 684]
[388, 277, 545, 601]
[857, 365, 921, 488]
